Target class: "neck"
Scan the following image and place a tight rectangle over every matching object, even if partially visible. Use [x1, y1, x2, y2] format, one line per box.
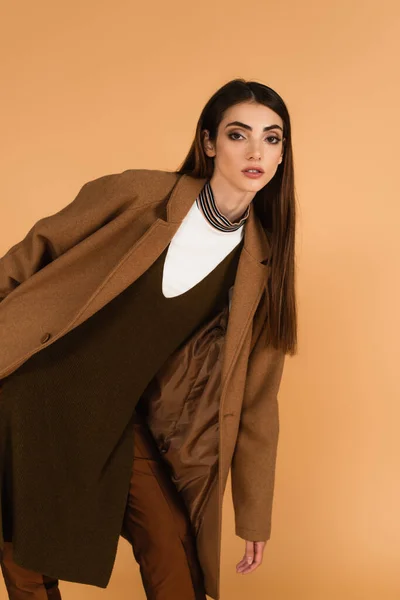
[196, 180, 250, 233]
[208, 173, 255, 223]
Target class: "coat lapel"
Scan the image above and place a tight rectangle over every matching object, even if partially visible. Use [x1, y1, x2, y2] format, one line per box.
[74, 174, 271, 395]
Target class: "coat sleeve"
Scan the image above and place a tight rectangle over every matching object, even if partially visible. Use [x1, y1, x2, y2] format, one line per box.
[0, 172, 131, 302]
[230, 321, 286, 542]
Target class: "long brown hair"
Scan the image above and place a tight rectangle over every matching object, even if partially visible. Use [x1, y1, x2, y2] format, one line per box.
[175, 78, 298, 356]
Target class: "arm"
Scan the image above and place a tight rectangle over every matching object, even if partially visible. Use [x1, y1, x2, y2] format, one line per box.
[230, 323, 286, 542]
[0, 172, 131, 301]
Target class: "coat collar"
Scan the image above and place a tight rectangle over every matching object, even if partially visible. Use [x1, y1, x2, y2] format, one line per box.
[164, 173, 272, 265]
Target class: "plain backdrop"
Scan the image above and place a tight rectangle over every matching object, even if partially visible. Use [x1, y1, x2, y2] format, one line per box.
[1, 1, 399, 598]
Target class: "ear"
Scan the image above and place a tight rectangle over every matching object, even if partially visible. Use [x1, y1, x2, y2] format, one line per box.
[202, 129, 216, 158]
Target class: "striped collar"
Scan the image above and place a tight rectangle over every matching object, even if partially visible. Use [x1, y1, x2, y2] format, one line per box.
[195, 180, 250, 232]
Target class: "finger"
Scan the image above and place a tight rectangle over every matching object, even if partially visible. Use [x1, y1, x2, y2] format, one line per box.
[236, 540, 256, 572]
[236, 555, 255, 572]
[244, 540, 254, 564]
[237, 558, 262, 575]
[236, 559, 249, 572]
[238, 546, 262, 574]
[253, 543, 264, 565]
[236, 554, 253, 572]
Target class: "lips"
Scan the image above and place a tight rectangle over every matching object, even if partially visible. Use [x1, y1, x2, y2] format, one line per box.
[242, 168, 264, 173]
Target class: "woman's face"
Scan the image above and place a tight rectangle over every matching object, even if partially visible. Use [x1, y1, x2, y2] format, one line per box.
[202, 101, 285, 194]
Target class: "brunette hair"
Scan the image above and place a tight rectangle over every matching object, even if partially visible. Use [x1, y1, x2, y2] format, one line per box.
[176, 78, 298, 355]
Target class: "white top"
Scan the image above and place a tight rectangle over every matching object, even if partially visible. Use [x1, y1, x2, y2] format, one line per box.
[162, 201, 244, 305]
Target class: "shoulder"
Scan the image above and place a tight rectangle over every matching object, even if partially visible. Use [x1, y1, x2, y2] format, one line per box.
[81, 168, 181, 208]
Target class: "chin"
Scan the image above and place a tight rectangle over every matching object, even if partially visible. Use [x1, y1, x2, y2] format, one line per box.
[240, 177, 265, 188]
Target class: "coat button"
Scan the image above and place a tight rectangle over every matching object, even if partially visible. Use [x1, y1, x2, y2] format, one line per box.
[40, 332, 51, 344]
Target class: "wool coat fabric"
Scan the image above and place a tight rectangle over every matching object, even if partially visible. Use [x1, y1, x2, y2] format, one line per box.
[0, 169, 286, 598]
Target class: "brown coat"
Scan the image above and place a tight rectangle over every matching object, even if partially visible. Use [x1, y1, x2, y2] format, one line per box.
[0, 169, 286, 599]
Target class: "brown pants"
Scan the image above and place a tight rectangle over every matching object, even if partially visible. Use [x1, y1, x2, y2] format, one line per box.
[0, 414, 207, 600]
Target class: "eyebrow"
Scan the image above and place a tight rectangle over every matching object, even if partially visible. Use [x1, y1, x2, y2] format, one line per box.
[225, 120, 283, 133]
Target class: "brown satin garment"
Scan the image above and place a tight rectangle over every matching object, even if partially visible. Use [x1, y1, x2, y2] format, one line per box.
[136, 301, 229, 536]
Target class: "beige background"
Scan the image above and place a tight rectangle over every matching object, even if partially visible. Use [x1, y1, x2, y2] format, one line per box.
[1, 0, 399, 598]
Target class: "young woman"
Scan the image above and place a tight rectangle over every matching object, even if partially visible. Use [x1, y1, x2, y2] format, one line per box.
[0, 78, 297, 600]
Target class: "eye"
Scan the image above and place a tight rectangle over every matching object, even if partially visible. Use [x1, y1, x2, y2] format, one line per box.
[228, 132, 281, 144]
[228, 132, 244, 140]
[267, 135, 281, 144]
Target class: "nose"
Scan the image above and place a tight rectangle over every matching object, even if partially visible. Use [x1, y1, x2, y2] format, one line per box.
[245, 140, 263, 160]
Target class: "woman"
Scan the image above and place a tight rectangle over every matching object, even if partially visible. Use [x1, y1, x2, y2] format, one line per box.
[0, 78, 297, 600]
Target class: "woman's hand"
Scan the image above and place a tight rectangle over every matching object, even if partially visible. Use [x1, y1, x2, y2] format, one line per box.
[236, 540, 266, 574]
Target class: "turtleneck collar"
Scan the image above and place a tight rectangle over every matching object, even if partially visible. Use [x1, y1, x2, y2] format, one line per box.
[195, 180, 250, 233]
